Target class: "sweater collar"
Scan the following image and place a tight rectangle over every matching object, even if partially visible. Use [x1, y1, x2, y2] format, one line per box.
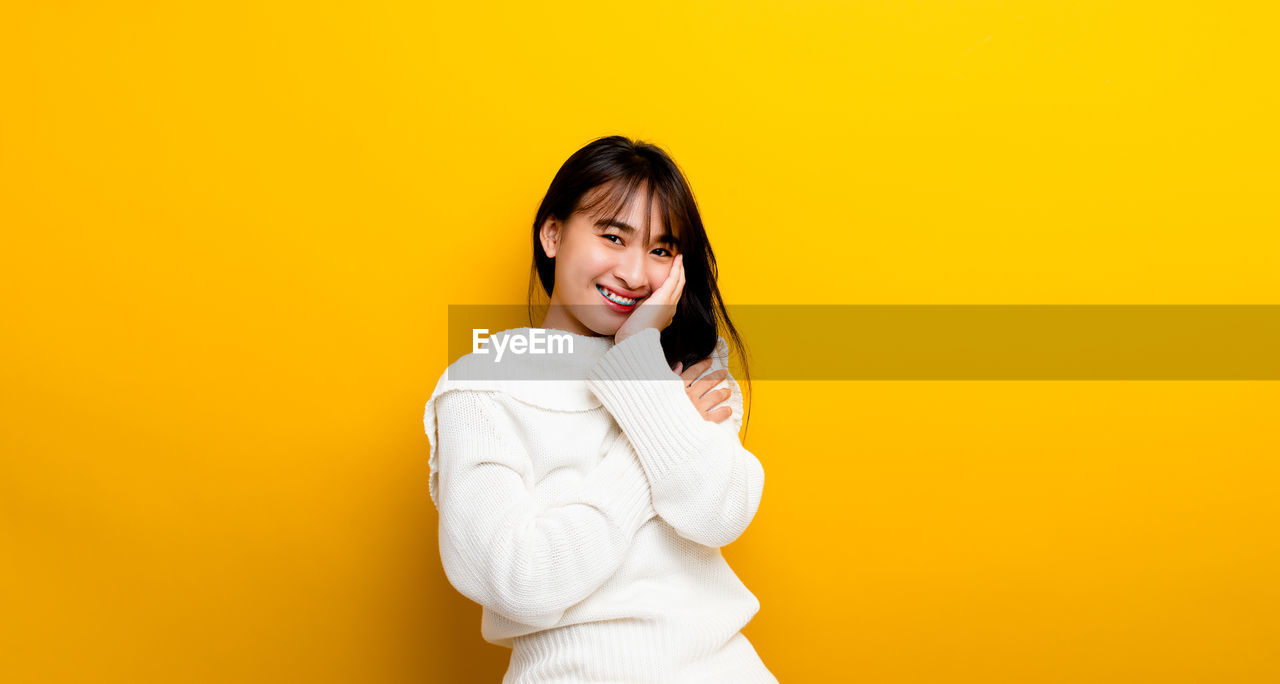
[434, 326, 617, 411]
[479, 326, 615, 378]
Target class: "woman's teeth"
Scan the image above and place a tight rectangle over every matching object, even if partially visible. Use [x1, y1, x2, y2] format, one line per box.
[596, 284, 637, 306]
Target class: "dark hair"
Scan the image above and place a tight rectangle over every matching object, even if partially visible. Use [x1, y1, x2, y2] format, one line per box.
[528, 135, 752, 435]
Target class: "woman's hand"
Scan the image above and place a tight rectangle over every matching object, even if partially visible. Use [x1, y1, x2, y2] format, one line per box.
[671, 358, 733, 424]
[614, 254, 684, 345]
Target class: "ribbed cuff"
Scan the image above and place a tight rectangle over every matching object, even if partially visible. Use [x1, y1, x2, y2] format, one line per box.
[578, 433, 657, 533]
[585, 327, 722, 482]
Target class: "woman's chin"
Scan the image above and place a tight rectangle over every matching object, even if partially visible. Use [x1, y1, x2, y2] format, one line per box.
[584, 317, 622, 337]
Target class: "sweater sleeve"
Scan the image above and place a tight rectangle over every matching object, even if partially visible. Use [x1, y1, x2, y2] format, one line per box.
[432, 389, 657, 629]
[584, 327, 765, 548]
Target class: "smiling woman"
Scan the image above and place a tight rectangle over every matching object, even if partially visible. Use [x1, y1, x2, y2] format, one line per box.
[528, 137, 752, 393]
[424, 135, 772, 683]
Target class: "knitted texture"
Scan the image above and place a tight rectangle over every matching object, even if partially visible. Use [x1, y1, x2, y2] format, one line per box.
[423, 327, 774, 683]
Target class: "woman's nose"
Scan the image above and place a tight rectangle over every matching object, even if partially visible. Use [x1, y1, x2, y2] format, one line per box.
[614, 247, 647, 290]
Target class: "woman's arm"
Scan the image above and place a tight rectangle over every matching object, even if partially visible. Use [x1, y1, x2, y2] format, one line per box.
[585, 327, 766, 548]
[432, 389, 656, 628]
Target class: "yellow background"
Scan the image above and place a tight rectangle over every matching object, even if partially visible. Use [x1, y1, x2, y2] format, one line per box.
[3, 2, 1277, 682]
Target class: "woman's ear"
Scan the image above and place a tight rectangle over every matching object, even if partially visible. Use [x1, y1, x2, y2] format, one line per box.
[539, 217, 560, 258]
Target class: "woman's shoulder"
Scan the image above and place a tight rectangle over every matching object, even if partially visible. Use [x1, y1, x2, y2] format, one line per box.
[422, 354, 605, 508]
[707, 335, 745, 428]
[424, 350, 604, 419]
[706, 335, 740, 383]
[711, 335, 731, 366]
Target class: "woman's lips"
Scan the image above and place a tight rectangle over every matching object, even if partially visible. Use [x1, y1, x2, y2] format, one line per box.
[596, 284, 638, 312]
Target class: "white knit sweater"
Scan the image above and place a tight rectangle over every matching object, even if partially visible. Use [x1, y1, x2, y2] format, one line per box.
[423, 326, 775, 683]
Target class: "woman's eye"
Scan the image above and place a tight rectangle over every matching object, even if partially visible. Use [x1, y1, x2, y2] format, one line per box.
[652, 248, 673, 257]
[602, 234, 622, 244]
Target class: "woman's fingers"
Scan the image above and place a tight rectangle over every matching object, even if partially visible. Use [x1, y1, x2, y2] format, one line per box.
[679, 358, 714, 385]
[655, 254, 683, 303]
[614, 256, 683, 342]
[686, 376, 732, 422]
[670, 337, 733, 424]
[698, 403, 732, 423]
[690, 368, 729, 398]
[674, 254, 685, 303]
[693, 386, 733, 414]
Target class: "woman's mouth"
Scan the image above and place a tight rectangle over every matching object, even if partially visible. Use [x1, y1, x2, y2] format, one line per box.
[596, 284, 639, 312]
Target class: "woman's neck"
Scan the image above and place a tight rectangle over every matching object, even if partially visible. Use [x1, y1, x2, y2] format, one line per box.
[538, 305, 611, 339]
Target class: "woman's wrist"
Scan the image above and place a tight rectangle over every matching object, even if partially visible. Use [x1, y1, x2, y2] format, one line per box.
[613, 326, 654, 346]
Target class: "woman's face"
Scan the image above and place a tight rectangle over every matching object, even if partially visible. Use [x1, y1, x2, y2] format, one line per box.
[539, 184, 679, 337]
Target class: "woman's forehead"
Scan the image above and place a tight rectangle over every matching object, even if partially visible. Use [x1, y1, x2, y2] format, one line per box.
[577, 182, 674, 237]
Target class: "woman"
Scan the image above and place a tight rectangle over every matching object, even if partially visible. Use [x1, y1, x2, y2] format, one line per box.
[423, 136, 775, 683]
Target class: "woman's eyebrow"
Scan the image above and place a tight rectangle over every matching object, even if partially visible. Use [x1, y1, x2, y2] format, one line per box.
[594, 218, 677, 246]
